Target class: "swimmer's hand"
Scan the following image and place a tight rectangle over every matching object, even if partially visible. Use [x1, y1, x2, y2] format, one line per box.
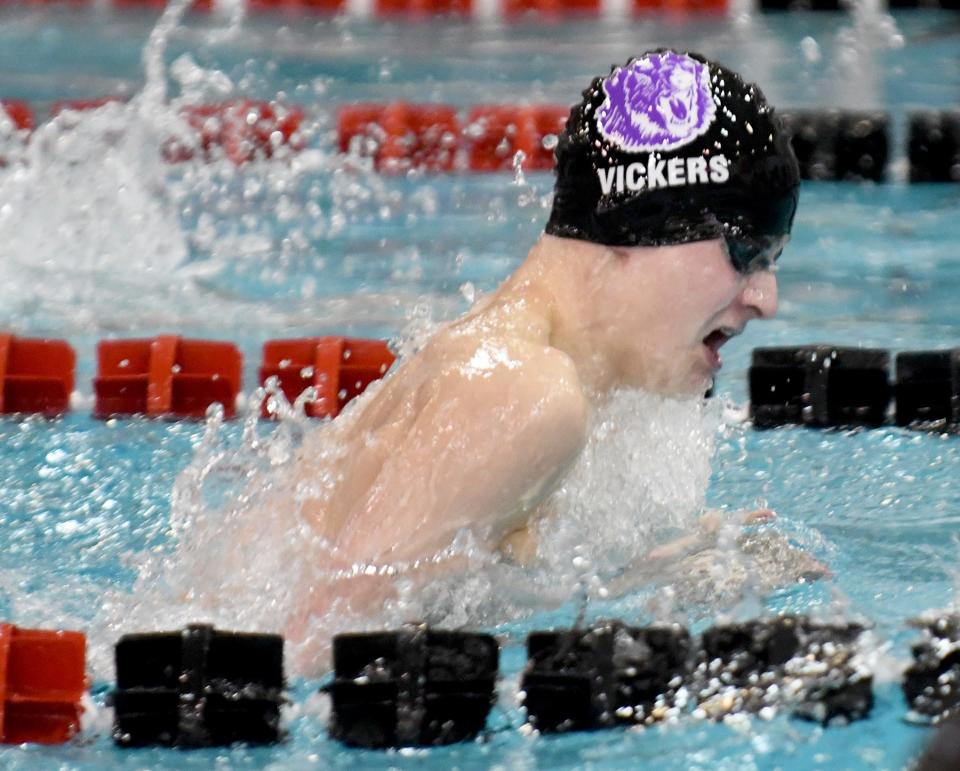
[646, 507, 832, 583]
[605, 508, 829, 600]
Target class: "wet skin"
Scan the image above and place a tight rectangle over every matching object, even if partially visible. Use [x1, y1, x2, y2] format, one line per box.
[295, 233, 779, 569]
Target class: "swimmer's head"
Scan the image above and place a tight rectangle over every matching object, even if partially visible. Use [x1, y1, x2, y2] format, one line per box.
[545, 50, 800, 273]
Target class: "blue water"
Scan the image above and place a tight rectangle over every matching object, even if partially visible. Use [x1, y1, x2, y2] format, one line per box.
[2, 4, 960, 769]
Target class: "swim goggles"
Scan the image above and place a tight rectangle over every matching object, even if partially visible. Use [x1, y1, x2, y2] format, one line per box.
[723, 233, 789, 274]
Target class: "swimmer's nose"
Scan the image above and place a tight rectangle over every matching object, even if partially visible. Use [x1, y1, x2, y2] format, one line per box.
[740, 270, 778, 319]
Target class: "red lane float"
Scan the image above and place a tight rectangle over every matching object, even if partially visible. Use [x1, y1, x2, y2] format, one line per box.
[248, 0, 344, 10]
[375, 0, 472, 14]
[7, 97, 576, 171]
[0, 624, 86, 745]
[50, 98, 124, 118]
[0, 100, 34, 133]
[0, 0, 727, 12]
[94, 336, 242, 419]
[339, 102, 567, 172]
[633, 0, 727, 10]
[502, 0, 599, 16]
[465, 105, 567, 171]
[111, 0, 213, 9]
[164, 100, 305, 165]
[37, 97, 303, 165]
[259, 337, 394, 418]
[338, 103, 460, 173]
[0, 334, 75, 416]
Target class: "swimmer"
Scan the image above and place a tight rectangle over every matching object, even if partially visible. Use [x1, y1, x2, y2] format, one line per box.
[294, 50, 800, 607]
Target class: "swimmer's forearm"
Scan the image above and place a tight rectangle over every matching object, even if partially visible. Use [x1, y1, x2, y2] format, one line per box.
[646, 531, 711, 561]
[602, 531, 714, 598]
[603, 510, 772, 597]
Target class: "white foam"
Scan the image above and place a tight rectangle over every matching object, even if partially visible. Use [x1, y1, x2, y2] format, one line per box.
[537, 389, 720, 581]
[0, 101, 190, 330]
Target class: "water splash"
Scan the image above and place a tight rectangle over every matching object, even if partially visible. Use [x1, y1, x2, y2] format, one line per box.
[539, 390, 720, 578]
[0, 98, 191, 330]
[0, 0, 427, 334]
[84, 381, 745, 677]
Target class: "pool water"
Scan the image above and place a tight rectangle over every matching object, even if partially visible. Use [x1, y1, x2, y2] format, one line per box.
[2, 3, 960, 768]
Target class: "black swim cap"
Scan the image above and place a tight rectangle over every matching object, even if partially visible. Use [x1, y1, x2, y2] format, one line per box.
[545, 50, 800, 265]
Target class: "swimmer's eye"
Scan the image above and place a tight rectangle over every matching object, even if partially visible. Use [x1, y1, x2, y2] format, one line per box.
[724, 234, 788, 274]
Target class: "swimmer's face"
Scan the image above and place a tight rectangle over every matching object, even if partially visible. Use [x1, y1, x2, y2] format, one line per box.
[593, 238, 778, 395]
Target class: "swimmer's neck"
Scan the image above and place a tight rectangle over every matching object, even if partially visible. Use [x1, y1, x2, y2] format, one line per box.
[476, 234, 623, 394]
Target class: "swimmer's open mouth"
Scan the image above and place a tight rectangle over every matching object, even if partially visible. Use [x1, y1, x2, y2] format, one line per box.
[702, 327, 740, 367]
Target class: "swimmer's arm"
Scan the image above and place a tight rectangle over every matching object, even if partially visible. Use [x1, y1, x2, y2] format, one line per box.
[333, 349, 589, 564]
[602, 509, 776, 597]
[644, 509, 776, 561]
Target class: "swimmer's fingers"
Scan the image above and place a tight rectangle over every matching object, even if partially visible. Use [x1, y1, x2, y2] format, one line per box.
[742, 508, 776, 525]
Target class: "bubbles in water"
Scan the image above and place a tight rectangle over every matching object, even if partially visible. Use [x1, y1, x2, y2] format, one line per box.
[800, 37, 822, 64]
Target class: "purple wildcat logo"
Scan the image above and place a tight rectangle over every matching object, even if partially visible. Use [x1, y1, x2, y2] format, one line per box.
[596, 53, 716, 153]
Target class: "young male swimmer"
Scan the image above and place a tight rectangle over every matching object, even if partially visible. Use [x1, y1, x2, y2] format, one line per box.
[294, 49, 800, 608]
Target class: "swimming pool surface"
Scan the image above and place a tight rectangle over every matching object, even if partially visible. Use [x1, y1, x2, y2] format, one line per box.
[2, 5, 960, 768]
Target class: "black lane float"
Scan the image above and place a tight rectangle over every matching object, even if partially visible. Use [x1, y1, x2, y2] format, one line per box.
[748, 345, 960, 430]
[908, 111, 960, 182]
[520, 615, 873, 733]
[696, 617, 873, 725]
[749, 345, 891, 428]
[520, 622, 692, 731]
[895, 349, 960, 427]
[326, 626, 499, 748]
[780, 110, 889, 182]
[111, 624, 284, 747]
[904, 615, 960, 723]
[8, 611, 952, 750]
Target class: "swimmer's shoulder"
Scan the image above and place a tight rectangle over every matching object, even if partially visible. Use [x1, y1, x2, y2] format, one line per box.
[513, 341, 588, 415]
[511, 343, 590, 453]
[422, 332, 589, 436]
